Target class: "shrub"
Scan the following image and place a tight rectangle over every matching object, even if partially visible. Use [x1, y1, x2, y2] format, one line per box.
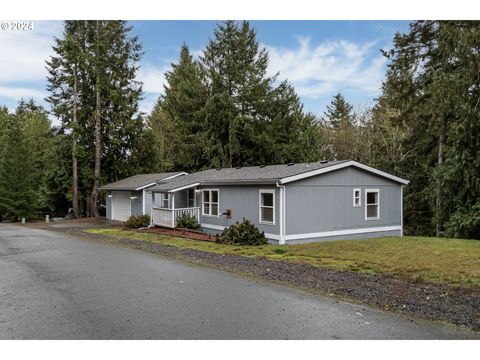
[176, 213, 200, 230]
[216, 218, 268, 246]
[124, 214, 150, 228]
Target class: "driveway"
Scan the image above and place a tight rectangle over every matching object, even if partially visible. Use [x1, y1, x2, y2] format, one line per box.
[0, 224, 478, 339]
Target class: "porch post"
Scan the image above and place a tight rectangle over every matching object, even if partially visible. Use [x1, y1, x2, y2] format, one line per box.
[171, 192, 175, 228]
[150, 191, 155, 226]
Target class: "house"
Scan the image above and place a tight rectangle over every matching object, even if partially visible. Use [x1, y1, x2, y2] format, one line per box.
[100, 172, 186, 221]
[146, 160, 409, 244]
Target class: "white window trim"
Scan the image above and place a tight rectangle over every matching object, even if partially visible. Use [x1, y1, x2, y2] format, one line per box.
[365, 189, 380, 221]
[353, 188, 361, 207]
[259, 189, 276, 225]
[202, 189, 220, 217]
[161, 193, 169, 209]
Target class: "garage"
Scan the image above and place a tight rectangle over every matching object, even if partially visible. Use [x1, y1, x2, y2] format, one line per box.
[111, 191, 132, 221]
[100, 172, 187, 222]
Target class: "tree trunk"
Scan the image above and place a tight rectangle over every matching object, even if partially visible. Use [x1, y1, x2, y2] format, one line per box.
[436, 118, 445, 237]
[72, 64, 79, 219]
[91, 21, 101, 218]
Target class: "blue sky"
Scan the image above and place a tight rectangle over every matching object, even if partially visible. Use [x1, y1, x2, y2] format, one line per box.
[0, 20, 410, 124]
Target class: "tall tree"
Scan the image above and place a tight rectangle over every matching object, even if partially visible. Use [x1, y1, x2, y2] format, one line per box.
[0, 113, 38, 220]
[375, 21, 480, 238]
[46, 21, 86, 218]
[323, 93, 354, 129]
[322, 93, 359, 161]
[160, 44, 209, 171]
[47, 20, 143, 217]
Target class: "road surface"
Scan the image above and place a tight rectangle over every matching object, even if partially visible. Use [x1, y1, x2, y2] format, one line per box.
[0, 223, 478, 339]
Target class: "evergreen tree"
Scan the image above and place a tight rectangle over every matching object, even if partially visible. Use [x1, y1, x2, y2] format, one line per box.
[375, 20, 480, 238]
[161, 44, 209, 171]
[323, 93, 354, 129]
[47, 20, 144, 217]
[16, 100, 54, 212]
[322, 93, 359, 161]
[0, 114, 38, 220]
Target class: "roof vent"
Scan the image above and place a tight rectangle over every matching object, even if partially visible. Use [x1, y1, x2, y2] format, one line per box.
[287, 162, 295, 166]
[320, 159, 328, 164]
[259, 165, 266, 168]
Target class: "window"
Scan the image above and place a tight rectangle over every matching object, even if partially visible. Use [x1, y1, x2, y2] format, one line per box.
[203, 189, 219, 216]
[161, 193, 169, 209]
[187, 188, 195, 208]
[353, 188, 361, 207]
[365, 189, 380, 220]
[259, 190, 275, 225]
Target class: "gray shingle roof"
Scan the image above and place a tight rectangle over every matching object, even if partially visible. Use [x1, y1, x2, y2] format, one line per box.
[149, 160, 350, 192]
[99, 172, 186, 191]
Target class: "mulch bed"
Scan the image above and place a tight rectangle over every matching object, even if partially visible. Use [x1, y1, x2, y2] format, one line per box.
[139, 227, 216, 242]
[87, 233, 480, 331]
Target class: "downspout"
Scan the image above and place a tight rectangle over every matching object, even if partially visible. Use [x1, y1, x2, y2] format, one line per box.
[276, 182, 286, 245]
[400, 185, 404, 237]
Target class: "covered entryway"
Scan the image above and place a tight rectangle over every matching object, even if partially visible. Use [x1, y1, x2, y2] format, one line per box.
[111, 191, 131, 221]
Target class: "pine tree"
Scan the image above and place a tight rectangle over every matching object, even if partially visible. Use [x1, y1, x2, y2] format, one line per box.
[47, 21, 143, 217]
[160, 44, 208, 171]
[16, 100, 54, 212]
[0, 114, 38, 220]
[323, 93, 354, 129]
[375, 20, 480, 238]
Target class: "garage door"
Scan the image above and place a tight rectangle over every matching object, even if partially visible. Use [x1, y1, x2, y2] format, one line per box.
[112, 191, 131, 221]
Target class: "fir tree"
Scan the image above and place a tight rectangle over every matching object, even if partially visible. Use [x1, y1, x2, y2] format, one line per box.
[0, 114, 38, 220]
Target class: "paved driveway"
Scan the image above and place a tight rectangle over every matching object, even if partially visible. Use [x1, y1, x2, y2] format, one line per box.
[0, 224, 478, 339]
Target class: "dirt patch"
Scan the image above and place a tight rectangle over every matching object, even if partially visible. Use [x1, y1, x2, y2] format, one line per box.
[75, 230, 480, 332]
[139, 227, 215, 242]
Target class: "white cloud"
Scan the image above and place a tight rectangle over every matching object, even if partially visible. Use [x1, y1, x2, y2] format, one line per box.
[265, 37, 386, 100]
[0, 21, 62, 83]
[136, 64, 169, 94]
[0, 86, 46, 101]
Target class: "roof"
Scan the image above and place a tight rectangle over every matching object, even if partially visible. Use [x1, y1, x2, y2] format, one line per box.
[99, 172, 187, 191]
[149, 160, 409, 193]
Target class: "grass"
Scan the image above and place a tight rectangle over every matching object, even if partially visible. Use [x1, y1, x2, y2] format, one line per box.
[84, 227, 480, 287]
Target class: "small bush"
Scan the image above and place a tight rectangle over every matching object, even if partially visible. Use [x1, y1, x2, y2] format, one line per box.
[124, 214, 150, 228]
[176, 213, 200, 230]
[216, 218, 268, 246]
[272, 247, 287, 254]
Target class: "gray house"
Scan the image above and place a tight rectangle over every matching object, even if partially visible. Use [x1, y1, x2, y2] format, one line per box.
[100, 172, 186, 221]
[146, 160, 409, 244]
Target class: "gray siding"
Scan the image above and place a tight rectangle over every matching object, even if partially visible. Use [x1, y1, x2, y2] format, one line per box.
[199, 185, 280, 239]
[174, 190, 188, 208]
[106, 190, 112, 219]
[144, 190, 152, 217]
[130, 190, 143, 216]
[285, 167, 402, 237]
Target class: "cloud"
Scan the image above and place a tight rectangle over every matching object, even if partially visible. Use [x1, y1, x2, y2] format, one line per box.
[136, 63, 169, 94]
[265, 37, 387, 100]
[0, 86, 46, 101]
[0, 21, 62, 83]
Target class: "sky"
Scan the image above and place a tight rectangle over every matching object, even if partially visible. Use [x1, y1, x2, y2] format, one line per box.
[0, 20, 410, 124]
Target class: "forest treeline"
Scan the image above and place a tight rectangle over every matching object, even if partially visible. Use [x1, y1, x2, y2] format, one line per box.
[0, 20, 479, 239]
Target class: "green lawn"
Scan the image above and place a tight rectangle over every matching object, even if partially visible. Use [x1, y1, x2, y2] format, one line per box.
[84, 228, 480, 287]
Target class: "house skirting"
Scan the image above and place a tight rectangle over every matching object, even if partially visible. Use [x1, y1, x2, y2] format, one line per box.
[200, 223, 402, 245]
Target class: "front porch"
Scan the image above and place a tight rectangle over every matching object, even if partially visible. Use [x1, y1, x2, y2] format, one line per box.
[150, 187, 200, 228]
[152, 206, 200, 228]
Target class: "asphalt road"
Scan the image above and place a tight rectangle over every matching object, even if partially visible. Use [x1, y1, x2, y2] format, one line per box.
[0, 224, 478, 339]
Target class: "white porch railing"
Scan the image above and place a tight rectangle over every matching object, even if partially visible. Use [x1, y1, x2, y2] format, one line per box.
[152, 207, 200, 228]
